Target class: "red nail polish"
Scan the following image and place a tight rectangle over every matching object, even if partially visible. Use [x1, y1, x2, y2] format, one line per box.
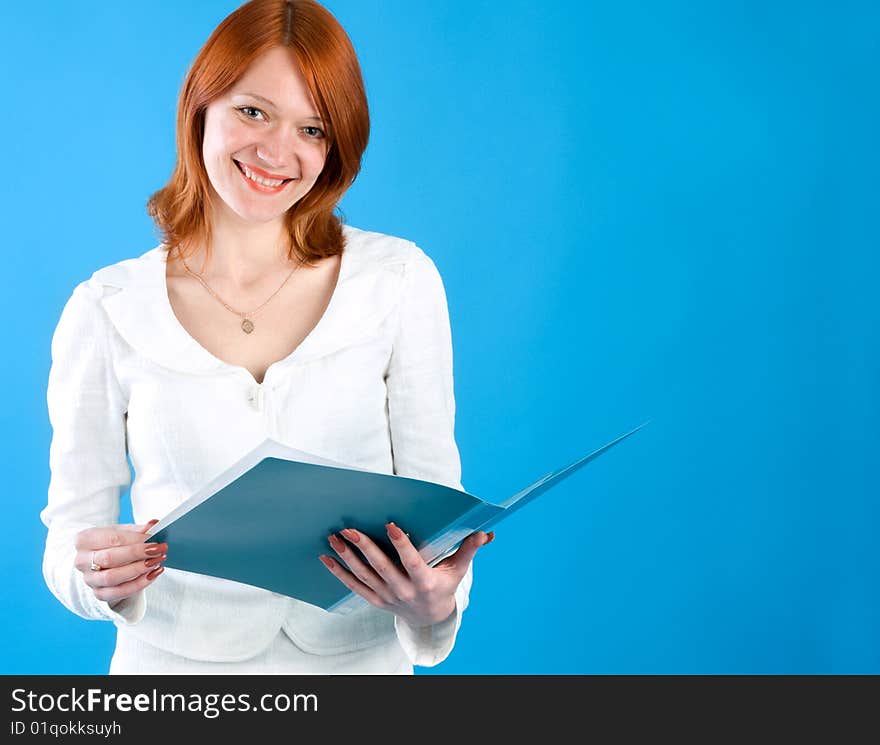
[340, 528, 360, 543]
[319, 555, 335, 569]
[328, 534, 346, 552]
[386, 522, 404, 540]
[485, 531, 495, 544]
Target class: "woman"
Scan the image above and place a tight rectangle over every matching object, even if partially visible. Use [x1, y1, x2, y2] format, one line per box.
[41, 0, 491, 674]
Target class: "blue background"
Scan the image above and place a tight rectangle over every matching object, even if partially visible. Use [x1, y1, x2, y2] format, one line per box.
[2, 0, 877, 674]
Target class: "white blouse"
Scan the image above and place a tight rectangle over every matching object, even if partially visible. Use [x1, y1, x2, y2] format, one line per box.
[40, 225, 473, 673]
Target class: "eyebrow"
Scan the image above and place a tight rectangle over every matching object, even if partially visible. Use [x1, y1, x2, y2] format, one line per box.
[236, 92, 324, 122]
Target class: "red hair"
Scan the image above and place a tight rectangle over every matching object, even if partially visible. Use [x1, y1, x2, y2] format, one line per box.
[146, 0, 370, 265]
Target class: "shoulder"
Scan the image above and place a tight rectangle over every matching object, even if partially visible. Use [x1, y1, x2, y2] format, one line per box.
[52, 245, 164, 339]
[88, 245, 165, 291]
[341, 225, 448, 306]
[339, 226, 452, 325]
[342, 224, 438, 274]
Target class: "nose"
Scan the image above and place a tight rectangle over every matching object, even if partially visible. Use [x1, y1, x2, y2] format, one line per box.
[255, 124, 300, 171]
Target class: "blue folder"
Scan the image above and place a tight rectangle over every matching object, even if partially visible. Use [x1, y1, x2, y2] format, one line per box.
[146, 421, 649, 614]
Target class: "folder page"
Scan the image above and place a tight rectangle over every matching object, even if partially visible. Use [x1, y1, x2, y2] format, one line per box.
[146, 421, 649, 613]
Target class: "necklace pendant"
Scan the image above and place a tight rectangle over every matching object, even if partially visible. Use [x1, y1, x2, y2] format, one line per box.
[241, 318, 255, 334]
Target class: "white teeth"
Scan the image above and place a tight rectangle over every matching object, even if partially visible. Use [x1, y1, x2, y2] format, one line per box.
[240, 162, 285, 187]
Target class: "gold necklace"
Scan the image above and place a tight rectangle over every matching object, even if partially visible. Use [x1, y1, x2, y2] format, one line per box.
[180, 249, 303, 334]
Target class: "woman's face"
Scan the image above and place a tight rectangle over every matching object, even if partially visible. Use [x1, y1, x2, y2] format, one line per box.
[201, 46, 329, 226]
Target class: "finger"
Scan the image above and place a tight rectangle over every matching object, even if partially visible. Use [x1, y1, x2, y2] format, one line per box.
[318, 555, 390, 610]
[74, 525, 157, 552]
[437, 531, 494, 578]
[115, 519, 159, 532]
[385, 522, 432, 590]
[91, 565, 166, 604]
[87, 553, 167, 589]
[75, 541, 169, 575]
[327, 534, 395, 604]
[339, 528, 410, 598]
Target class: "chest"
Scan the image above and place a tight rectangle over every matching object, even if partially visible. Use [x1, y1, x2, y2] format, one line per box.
[165, 255, 341, 385]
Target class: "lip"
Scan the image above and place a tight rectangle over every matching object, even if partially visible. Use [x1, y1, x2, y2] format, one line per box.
[234, 160, 292, 181]
[234, 160, 293, 194]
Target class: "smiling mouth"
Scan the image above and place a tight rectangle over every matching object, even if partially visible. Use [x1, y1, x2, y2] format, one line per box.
[234, 159, 294, 188]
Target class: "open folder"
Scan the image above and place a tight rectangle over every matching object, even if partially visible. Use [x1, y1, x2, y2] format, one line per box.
[146, 420, 649, 614]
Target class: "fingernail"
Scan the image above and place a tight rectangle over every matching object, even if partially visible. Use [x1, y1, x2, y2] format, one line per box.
[144, 555, 165, 569]
[328, 534, 346, 552]
[485, 531, 495, 545]
[340, 528, 360, 543]
[386, 522, 404, 540]
[319, 555, 335, 569]
[144, 544, 165, 556]
[146, 566, 165, 580]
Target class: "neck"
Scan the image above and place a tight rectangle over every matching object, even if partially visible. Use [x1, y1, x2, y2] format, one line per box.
[184, 203, 295, 289]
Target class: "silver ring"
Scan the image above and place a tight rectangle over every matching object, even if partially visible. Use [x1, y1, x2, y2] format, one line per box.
[90, 551, 102, 572]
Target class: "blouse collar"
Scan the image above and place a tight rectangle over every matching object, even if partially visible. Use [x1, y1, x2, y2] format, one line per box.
[93, 226, 404, 376]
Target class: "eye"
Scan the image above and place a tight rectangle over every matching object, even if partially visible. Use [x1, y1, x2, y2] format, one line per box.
[237, 106, 266, 121]
[303, 126, 325, 139]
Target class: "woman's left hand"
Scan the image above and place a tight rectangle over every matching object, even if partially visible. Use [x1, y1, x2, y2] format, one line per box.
[319, 523, 494, 628]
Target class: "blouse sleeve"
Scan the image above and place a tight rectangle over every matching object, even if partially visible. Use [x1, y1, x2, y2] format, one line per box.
[40, 279, 146, 625]
[384, 246, 473, 667]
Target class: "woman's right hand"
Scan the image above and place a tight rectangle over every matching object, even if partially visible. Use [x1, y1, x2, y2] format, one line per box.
[74, 520, 168, 604]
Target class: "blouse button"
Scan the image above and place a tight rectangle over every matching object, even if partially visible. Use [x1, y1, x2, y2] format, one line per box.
[247, 385, 264, 411]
